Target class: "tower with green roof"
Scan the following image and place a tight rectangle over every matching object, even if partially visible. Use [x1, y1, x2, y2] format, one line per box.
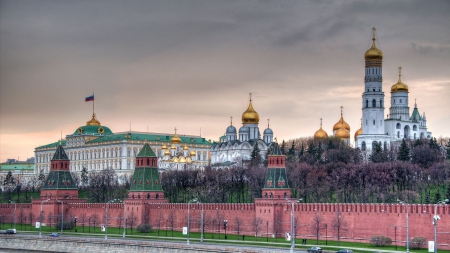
[127, 142, 167, 202]
[261, 142, 291, 199]
[40, 142, 79, 199]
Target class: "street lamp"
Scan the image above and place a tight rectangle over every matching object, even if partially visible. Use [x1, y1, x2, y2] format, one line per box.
[433, 199, 448, 253]
[55, 199, 63, 234]
[39, 199, 50, 237]
[398, 199, 409, 253]
[8, 200, 16, 229]
[187, 198, 199, 245]
[325, 224, 328, 245]
[389, 225, 398, 250]
[286, 198, 303, 253]
[224, 220, 228, 239]
[122, 202, 126, 238]
[266, 221, 269, 242]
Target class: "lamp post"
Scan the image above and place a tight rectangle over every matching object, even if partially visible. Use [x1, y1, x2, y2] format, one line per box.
[398, 199, 409, 253]
[325, 224, 328, 245]
[122, 202, 126, 238]
[39, 199, 50, 237]
[286, 198, 303, 253]
[8, 201, 16, 229]
[433, 199, 448, 253]
[55, 199, 63, 234]
[266, 221, 269, 242]
[200, 202, 204, 243]
[187, 198, 198, 245]
[224, 220, 228, 239]
[389, 225, 398, 250]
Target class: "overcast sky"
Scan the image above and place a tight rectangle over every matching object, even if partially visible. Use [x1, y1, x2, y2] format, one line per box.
[1, 0, 449, 161]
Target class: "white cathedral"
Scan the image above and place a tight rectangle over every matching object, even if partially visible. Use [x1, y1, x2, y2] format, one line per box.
[355, 28, 432, 151]
[210, 95, 274, 168]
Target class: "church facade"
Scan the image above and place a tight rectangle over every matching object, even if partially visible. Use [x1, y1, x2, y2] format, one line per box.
[210, 96, 274, 168]
[355, 28, 432, 151]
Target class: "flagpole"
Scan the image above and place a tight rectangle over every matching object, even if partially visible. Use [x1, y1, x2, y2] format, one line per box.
[93, 92, 95, 115]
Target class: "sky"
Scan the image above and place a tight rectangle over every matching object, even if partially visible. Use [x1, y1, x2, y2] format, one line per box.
[1, 0, 450, 162]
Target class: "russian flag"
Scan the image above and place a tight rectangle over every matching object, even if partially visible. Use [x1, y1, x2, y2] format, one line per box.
[85, 95, 94, 102]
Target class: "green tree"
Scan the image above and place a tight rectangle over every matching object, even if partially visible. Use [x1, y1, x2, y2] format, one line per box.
[288, 141, 295, 156]
[397, 139, 410, 161]
[414, 138, 423, 147]
[429, 137, 439, 150]
[327, 139, 335, 150]
[370, 142, 389, 163]
[250, 143, 262, 167]
[81, 167, 89, 187]
[38, 169, 46, 182]
[3, 171, 16, 202]
[280, 140, 286, 155]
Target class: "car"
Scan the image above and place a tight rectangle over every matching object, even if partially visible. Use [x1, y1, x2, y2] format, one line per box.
[307, 247, 323, 253]
[49, 232, 59, 237]
[6, 229, 16, 234]
[336, 250, 354, 253]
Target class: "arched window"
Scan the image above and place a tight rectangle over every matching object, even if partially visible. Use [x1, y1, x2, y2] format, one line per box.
[384, 142, 387, 150]
[372, 141, 378, 149]
[413, 125, 417, 131]
[380, 100, 383, 107]
[372, 99, 376, 107]
[366, 100, 369, 108]
[396, 123, 401, 129]
[361, 141, 366, 151]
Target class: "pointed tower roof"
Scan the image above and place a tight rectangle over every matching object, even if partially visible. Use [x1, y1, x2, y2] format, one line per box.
[410, 99, 422, 122]
[271, 142, 283, 155]
[137, 142, 156, 157]
[263, 141, 290, 190]
[52, 142, 69, 160]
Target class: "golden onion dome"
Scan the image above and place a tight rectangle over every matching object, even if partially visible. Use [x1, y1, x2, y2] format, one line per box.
[314, 118, 328, 139]
[164, 149, 170, 156]
[170, 128, 181, 144]
[364, 27, 383, 61]
[391, 66, 409, 93]
[171, 144, 176, 150]
[173, 157, 179, 163]
[186, 157, 192, 163]
[242, 94, 260, 124]
[161, 143, 168, 150]
[86, 113, 101, 126]
[333, 107, 350, 131]
[179, 157, 186, 163]
[183, 144, 189, 151]
[190, 150, 196, 157]
[336, 127, 350, 139]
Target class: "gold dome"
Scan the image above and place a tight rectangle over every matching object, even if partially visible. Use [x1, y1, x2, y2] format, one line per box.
[161, 143, 168, 150]
[364, 27, 383, 61]
[190, 150, 196, 156]
[186, 157, 192, 163]
[333, 107, 350, 131]
[336, 127, 350, 139]
[171, 144, 176, 150]
[183, 144, 189, 150]
[164, 150, 170, 156]
[173, 157, 179, 163]
[391, 66, 409, 92]
[314, 118, 328, 139]
[179, 157, 186, 163]
[86, 113, 101, 126]
[170, 128, 181, 144]
[354, 120, 362, 140]
[242, 94, 260, 124]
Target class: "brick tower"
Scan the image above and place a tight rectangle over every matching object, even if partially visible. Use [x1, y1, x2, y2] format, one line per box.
[126, 141, 168, 202]
[262, 142, 291, 199]
[40, 142, 79, 199]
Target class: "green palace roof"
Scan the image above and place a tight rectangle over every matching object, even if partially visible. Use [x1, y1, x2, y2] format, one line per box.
[0, 163, 34, 172]
[73, 125, 113, 135]
[36, 140, 67, 149]
[87, 132, 211, 145]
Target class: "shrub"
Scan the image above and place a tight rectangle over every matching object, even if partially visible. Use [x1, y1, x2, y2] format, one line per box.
[55, 220, 73, 230]
[370, 235, 392, 247]
[410, 237, 426, 249]
[137, 223, 152, 233]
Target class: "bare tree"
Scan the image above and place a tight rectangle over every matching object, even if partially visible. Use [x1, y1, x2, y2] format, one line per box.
[273, 212, 282, 242]
[310, 213, 324, 244]
[28, 213, 35, 230]
[90, 213, 99, 233]
[251, 217, 262, 241]
[168, 210, 175, 237]
[215, 210, 224, 239]
[47, 212, 53, 232]
[235, 216, 243, 235]
[117, 212, 123, 234]
[79, 213, 87, 233]
[128, 211, 137, 235]
[331, 208, 348, 246]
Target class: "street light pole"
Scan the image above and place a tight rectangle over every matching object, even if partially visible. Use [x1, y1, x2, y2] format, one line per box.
[200, 202, 204, 243]
[55, 199, 63, 234]
[122, 202, 126, 238]
[398, 199, 409, 253]
[433, 199, 448, 253]
[105, 202, 109, 239]
[325, 224, 328, 245]
[39, 199, 50, 237]
[286, 198, 302, 253]
[187, 201, 191, 245]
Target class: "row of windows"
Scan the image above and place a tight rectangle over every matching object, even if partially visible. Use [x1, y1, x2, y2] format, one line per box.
[365, 99, 383, 108]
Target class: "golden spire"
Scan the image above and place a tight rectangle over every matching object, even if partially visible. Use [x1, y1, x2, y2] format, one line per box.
[86, 113, 101, 126]
[267, 119, 270, 128]
[230, 116, 233, 126]
[364, 27, 383, 60]
[391, 66, 409, 92]
[170, 127, 181, 144]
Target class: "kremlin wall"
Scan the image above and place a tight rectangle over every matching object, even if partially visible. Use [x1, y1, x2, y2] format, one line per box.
[1, 140, 450, 250]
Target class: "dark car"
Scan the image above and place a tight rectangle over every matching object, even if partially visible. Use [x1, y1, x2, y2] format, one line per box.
[6, 229, 16, 234]
[336, 250, 353, 253]
[307, 247, 323, 253]
[49, 233, 59, 237]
